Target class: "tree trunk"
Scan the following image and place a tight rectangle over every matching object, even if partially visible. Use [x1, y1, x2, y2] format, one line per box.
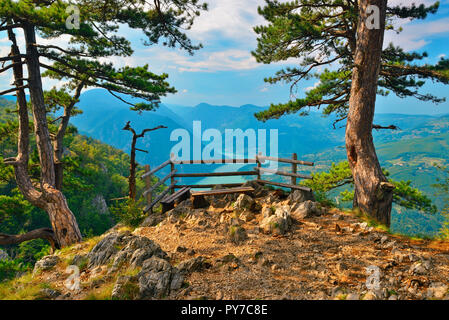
[129, 135, 138, 201]
[53, 82, 84, 191]
[23, 23, 82, 246]
[345, 0, 394, 227]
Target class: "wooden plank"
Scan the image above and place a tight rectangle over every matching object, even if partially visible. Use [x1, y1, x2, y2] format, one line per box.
[173, 171, 257, 178]
[161, 187, 191, 213]
[142, 169, 177, 197]
[174, 183, 243, 189]
[172, 158, 257, 164]
[256, 179, 312, 193]
[162, 187, 190, 204]
[143, 180, 177, 212]
[191, 186, 254, 197]
[141, 159, 171, 178]
[257, 155, 314, 166]
[254, 167, 313, 180]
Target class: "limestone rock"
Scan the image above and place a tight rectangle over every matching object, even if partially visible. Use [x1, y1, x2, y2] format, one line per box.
[87, 232, 131, 267]
[34, 255, 61, 273]
[261, 205, 274, 218]
[287, 189, 315, 204]
[0, 249, 9, 261]
[138, 257, 180, 299]
[141, 214, 164, 227]
[177, 256, 209, 274]
[427, 282, 448, 299]
[39, 288, 62, 299]
[229, 226, 248, 244]
[290, 200, 321, 219]
[260, 206, 291, 235]
[111, 275, 139, 300]
[233, 194, 255, 213]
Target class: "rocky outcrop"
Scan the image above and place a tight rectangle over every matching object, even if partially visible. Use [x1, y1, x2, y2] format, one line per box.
[290, 200, 322, 219]
[260, 205, 292, 235]
[34, 255, 61, 273]
[0, 249, 9, 261]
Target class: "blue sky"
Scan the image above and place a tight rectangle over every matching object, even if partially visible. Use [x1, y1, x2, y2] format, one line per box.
[1, 0, 449, 115]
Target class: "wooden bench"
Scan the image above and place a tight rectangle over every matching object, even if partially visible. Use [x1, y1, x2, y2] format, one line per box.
[190, 186, 255, 209]
[161, 187, 191, 213]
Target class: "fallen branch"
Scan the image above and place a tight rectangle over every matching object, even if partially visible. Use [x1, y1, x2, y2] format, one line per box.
[0, 228, 60, 250]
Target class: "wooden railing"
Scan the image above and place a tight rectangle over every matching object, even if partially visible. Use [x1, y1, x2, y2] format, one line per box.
[141, 153, 314, 212]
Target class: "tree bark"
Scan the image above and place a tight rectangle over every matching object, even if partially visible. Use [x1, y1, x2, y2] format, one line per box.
[22, 23, 82, 246]
[53, 82, 84, 191]
[0, 228, 59, 250]
[345, 0, 394, 226]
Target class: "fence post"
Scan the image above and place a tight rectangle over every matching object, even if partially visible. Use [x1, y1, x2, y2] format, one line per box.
[170, 153, 175, 194]
[144, 164, 153, 214]
[291, 153, 297, 191]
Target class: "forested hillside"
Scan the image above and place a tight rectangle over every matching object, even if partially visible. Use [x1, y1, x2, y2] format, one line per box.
[0, 97, 152, 274]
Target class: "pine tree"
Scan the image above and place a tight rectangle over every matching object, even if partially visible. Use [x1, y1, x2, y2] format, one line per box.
[252, 0, 449, 226]
[0, 0, 207, 247]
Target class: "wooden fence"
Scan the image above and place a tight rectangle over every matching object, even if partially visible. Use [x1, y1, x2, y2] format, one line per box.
[141, 153, 314, 212]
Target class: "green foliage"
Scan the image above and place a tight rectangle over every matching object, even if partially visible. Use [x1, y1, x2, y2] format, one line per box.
[0, 259, 27, 282]
[252, 0, 449, 122]
[110, 199, 146, 228]
[434, 165, 449, 239]
[302, 161, 437, 215]
[0, 100, 157, 266]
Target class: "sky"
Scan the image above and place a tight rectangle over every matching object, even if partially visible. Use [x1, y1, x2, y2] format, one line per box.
[1, 0, 449, 115]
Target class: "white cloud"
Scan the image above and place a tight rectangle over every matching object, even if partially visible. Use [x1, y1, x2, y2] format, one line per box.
[188, 0, 266, 44]
[385, 17, 449, 51]
[146, 48, 259, 73]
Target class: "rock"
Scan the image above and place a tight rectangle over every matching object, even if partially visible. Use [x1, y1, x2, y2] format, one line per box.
[177, 256, 209, 274]
[261, 205, 274, 218]
[0, 249, 9, 261]
[239, 210, 255, 222]
[287, 189, 315, 204]
[290, 200, 321, 219]
[233, 194, 255, 213]
[176, 246, 188, 253]
[141, 215, 164, 227]
[427, 282, 448, 299]
[39, 288, 61, 299]
[87, 232, 131, 267]
[260, 207, 291, 235]
[71, 254, 89, 269]
[110, 236, 168, 272]
[88, 232, 167, 272]
[346, 293, 360, 300]
[34, 255, 61, 273]
[261, 193, 279, 205]
[92, 194, 109, 215]
[229, 226, 248, 244]
[138, 257, 181, 299]
[410, 260, 431, 275]
[362, 291, 377, 300]
[242, 181, 267, 198]
[111, 275, 139, 300]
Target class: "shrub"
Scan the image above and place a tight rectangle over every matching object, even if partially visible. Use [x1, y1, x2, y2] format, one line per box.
[110, 199, 146, 228]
